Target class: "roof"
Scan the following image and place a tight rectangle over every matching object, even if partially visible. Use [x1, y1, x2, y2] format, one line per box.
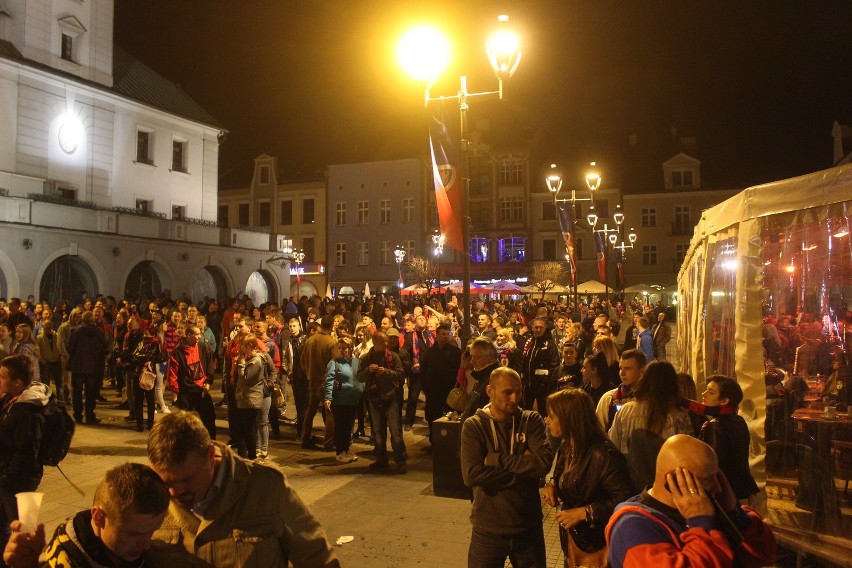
[0, 39, 224, 130]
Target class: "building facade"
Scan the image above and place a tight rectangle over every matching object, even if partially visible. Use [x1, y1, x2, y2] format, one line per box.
[219, 154, 326, 299]
[0, 0, 287, 305]
[327, 159, 423, 295]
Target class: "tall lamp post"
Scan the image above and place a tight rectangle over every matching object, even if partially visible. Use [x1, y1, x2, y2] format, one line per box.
[588, 203, 636, 303]
[611, 206, 637, 297]
[394, 245, 406, 290]
[432, 232, 445, 293]
[545, 163, 601, 308]
[398, 16, 521, 345]
[292, 248, 305, 296]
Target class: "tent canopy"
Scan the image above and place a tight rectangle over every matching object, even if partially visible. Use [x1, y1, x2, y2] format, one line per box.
[576, 280, 614, 294]
[489, 280, 523, 293]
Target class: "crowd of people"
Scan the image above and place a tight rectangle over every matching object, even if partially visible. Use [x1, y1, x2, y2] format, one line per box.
[0, 290, 779, 567]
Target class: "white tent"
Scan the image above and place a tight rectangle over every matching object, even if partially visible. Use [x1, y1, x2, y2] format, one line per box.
[623, 283, 655, 294]
[520, 280, 568, 294]
[575, 280, 613, 294]
[363, 282, 371, 298]
[489, 280, 523, 294]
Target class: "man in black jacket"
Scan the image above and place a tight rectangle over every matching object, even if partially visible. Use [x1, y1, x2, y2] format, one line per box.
[520, 318, 559, 416]
[68, 311, 108, 424]
[460, 338, 501, 421]
[421, 323, 461, 440]
[168, 326, 216, 440]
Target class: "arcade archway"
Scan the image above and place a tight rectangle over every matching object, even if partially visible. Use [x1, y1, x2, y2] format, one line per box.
[39, 255, 98, 307]
[245, 270, 278, 305]
[190, 266, 229, 305]
[124, 261, 173, 303]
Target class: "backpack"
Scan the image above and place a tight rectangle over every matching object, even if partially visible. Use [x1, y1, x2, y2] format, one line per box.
[38, 394, 75, 467]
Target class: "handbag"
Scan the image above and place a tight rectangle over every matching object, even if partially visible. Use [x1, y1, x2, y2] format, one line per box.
[446, 386, 469, 413]
[560, 522, 608, 568]
[138, 366, 156, 391]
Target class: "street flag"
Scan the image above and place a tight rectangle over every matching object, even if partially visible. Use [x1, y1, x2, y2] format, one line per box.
[429, 108, 464, 253]
[595, 231, 607, 282]
[556, 201, 577, 284]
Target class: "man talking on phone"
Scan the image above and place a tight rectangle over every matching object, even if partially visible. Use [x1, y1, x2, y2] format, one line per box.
[605, 435, 775, 567]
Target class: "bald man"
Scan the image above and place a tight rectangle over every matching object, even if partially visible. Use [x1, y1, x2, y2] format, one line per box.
[605, 435, 775, 567]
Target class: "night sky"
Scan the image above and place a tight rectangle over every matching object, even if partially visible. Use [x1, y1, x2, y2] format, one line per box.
[114, 1, 852, 190]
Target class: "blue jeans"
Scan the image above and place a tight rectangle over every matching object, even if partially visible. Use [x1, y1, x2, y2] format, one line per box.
[368, 397, 406, 464]
[467, 526, 546, 568]
[256, 395, 271, 452]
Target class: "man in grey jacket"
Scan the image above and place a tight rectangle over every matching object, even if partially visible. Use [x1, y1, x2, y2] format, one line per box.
[461, 367, 553, 567]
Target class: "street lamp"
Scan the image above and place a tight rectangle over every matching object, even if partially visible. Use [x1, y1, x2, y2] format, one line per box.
[292, 248, 305, 295]
[399, 15, 521, 344]
[546, 164, 595, 309]
[432, 232, 445, 257]
[394, 245, 406, 289]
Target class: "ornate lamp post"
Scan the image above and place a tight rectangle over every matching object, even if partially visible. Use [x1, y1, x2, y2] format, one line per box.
[292, 248, 305, 295]
[394, 245, 406, 289]
[399, 15, 521, 344]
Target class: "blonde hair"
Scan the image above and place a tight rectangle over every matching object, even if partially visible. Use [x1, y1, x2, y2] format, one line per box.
[593, 335, 619, 367]
[495, 327, 516, 350]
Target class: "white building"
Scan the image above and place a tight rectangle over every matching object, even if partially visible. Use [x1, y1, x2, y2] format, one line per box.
[0, 0, 288, 305]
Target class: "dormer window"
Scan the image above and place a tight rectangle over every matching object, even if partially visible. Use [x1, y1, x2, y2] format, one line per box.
[259, 165, 270, 184]
[57, 16, 86, 64]
[671, 170, 694, 188]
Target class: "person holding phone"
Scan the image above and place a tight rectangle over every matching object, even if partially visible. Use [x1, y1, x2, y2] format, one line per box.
[606, 435, 776, 567]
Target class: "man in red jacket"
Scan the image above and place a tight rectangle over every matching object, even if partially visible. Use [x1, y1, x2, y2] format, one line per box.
[169, 326, 216, 440]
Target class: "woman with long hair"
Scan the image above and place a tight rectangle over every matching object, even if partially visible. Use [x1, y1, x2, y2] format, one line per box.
[12, 324, 40, 383]
[580, 352, 615, 407]
[234, 334, 275, 459]
[592, 335, 620, 385]
[608, 360, 694, 489]
[543, 388, 635, 567]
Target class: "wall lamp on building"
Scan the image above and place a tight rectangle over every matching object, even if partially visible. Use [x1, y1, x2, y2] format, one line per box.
[398, 14, 521, 342]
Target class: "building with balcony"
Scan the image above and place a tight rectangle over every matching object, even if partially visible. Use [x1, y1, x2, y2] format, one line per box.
[219, 154, 326, 299]
[327, 159, 422, 296]
[0, 0, 286, 305]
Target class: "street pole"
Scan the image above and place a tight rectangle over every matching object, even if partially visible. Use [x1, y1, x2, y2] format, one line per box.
[459, 76, 472, 346]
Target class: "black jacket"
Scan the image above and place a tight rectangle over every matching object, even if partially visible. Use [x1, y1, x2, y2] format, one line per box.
[700, 415, 759, 499]
[0, 384, 50, 493]
[552, 438, 636, 524]
[68, 324, 108, 375]
[421, 341, 462, 396]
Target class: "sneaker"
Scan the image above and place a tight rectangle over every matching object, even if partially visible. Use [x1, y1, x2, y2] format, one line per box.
[160, 406, 171, 414]
[403, 424, 412, 432]
[336, 452, 352, 463]
[256, 450, 269, 460]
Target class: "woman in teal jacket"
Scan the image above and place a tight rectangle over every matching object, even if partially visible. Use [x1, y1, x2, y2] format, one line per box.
[324, 336, 362, 463]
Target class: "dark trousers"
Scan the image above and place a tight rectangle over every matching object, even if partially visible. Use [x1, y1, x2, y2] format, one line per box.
[331, 403, 357, 454]
[291, 378, 308, 435]
[71, 372, 99, 420]
[468, 526, 546, 568]
[404, 373, 422, 426]
[39, 361, 62, 395]
[425, 383, 453, 440]
[133, 378, 156, 429]
[177, 390, 217, 440]
[233, 407, 258, 459]
[301, 382, 334, 445]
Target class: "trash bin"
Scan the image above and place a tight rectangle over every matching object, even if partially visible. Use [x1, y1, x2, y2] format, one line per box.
[432, 416, 471, 499]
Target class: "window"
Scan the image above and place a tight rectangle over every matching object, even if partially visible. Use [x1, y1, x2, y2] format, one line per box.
[674, 206, 691, 234]
[136, 130, 153, 164]
[594, 199, 609, 219]
[172, 205, 186, 220]
[471, 238, 489, 263]
[403, 198, 414, 223]
[259, 165, 270, 184]
[380, 241, 392, 265]
[172, 140, 187, 172]
[499, 237, 526, 262]
[357, 242, 369, 266]
[61, 34, 73, 61]
[280, 201, 293, 225]
[471, 201, 490, 229]
[403, 240, 414, 258]
[642, 244, 658, 266]
[675, 243, 689, 265]
[302, 198, 315, 224]
[258, 202, 270, 226]
[218, 204, 228, 225]
[335, 202, 346, 226]
[335, 243, 347, 267]
[542, 202, 556, 221]
[469, 155, 492, 195]
[302, 237, 315, 262]
[642, 207, 657, 228]
[543, 238, 557, 261]
[671, 170, 694, 188]
[499, 197, 523, 222]
[380, 199, 391, 224]
[357, 201, 369, 225]
[136, 199, 152, 213]
[499, 159, 523, 185]
[238, 203, 249, 225]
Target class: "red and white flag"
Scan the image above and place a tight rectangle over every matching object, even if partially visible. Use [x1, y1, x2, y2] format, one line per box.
[429, 109, 464, 253]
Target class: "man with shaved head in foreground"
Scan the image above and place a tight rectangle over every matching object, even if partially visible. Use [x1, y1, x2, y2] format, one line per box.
[606, 435, 775, 567]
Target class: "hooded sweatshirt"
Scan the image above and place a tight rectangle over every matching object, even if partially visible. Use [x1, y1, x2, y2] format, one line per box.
[0, 381, 51, 492]
[460, 404, 553, 535]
